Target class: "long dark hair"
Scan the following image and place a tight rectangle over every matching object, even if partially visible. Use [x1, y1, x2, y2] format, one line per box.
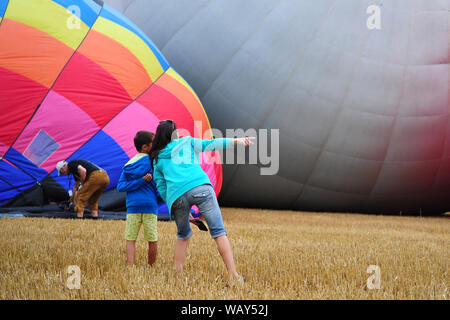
[149, 120, 177, 167]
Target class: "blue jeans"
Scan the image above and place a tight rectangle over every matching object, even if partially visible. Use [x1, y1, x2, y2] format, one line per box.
[171, 184, 227, 240]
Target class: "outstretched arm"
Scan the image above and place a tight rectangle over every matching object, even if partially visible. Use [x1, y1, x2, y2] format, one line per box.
[231, 137, 255, 146]
[192, 137, 255, 152]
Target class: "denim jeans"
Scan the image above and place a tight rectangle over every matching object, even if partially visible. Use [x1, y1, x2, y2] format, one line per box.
[171, 184, 227, 240]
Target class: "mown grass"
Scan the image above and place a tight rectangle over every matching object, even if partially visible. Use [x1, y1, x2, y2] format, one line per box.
[0, 208, 448, 299]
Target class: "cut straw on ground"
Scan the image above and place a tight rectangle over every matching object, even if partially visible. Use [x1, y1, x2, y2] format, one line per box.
[0, 208, 448, 299]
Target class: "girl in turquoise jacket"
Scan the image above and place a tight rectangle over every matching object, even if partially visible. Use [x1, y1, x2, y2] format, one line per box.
[150, 120, 254, 284]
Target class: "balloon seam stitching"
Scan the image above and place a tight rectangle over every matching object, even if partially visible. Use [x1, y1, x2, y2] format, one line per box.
[209, 0, 291, 199]
[367, 0, 417, 199]
[0, 175, 23, 194]
[160, 0, 214, 51]
[121, 0, 134, 15]
[219, 0, 339, 200]
[200, 0, 285, 102]
[288, 0, 384, 208]
[430, 0, 450, 193]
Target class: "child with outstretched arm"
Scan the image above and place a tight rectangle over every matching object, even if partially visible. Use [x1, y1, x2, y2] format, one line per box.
[150, 120, 254, 285]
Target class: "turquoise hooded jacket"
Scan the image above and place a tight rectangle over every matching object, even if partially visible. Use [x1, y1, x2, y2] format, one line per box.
[152, 136, 233, 213]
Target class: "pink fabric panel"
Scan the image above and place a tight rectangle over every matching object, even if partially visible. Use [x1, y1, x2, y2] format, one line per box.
[103, 102, 160, 158]
[0, 142, 8, 158]
[13, 90, 100, 172]
[201, 153, 217, 187]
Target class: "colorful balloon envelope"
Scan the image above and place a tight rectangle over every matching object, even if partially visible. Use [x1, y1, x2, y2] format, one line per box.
[0, 0, 222, 212]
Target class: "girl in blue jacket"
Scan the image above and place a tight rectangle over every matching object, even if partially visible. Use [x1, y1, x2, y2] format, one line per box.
[150, 120, 254, 284]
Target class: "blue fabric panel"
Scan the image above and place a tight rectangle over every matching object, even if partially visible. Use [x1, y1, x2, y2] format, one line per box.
[4, 148, 48, 181]
[0, 0, 8, 18]
[0, 178, 20, 205]
[52, 0, 101, 27]
[66, 130, 129, 191]
[0, 160, 36, 203]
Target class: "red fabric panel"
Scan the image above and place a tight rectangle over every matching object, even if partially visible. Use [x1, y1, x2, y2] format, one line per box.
[53, 52, 133, 127]
[0, 67, 48, 156]
[78, 29, 151, 100]
[136, 84, 195, 136]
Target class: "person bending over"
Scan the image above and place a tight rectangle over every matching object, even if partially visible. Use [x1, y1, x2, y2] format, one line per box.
[56, 159, 109, 218]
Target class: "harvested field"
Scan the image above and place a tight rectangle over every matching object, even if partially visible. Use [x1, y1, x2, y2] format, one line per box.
[0, 208, 448, 299]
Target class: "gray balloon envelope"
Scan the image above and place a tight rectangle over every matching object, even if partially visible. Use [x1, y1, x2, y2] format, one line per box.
[105, 0, 449, 214]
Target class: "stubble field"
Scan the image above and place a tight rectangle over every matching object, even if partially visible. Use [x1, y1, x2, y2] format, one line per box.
[0, 208, 448, 300]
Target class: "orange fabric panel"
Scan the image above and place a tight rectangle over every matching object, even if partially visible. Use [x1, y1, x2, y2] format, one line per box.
[157, 72, 212, 138]
[0, 18, 73, 88]
[78, 29, 152, 99]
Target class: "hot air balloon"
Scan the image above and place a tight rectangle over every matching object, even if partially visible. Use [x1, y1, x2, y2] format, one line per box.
[106, 0, 449, 215]
[0, 0, 221, 217]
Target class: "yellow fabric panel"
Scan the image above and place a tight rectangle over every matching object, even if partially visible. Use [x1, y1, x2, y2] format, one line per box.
[93, 16, 164, 83]
[165, 67, 201, 103]
[5, 0, 89, 49]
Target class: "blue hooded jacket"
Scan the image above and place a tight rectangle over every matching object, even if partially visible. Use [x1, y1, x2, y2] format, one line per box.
[117, 153, 159, 214]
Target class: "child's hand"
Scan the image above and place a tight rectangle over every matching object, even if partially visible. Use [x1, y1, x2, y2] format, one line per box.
[232, 137, 255, 146]
[143, 173, 153, 182]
